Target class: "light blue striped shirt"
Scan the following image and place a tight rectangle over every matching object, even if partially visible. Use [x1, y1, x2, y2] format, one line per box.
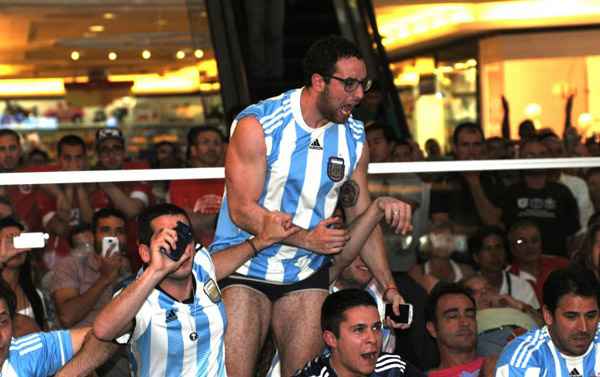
[125, 245, 227, 377]
[1, 330, 74, 377]
[211, 88, 365, 284]
[496, 324, 600, 377]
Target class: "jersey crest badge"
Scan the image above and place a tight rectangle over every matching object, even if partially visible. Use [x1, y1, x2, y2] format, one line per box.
[327, 157, 345, 182]
[204, 278, 222, 303]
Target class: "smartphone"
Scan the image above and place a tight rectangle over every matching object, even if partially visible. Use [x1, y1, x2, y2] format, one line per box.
[385, 303, 413, 325]
[101, 237, 119, 257]
[13, 232, 49, 249]
[161, 221, 194, 262]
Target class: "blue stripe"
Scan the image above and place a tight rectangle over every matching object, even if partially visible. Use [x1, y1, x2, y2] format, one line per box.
[157, 294, 184, 377]
[193, 300, 210, 375]
[217, 301, 228, 377]
[136, 320, 153, 377]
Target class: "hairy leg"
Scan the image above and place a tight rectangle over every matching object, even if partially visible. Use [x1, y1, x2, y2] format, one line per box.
[271, 289, 328, 377]
[223, 286, 272, 377]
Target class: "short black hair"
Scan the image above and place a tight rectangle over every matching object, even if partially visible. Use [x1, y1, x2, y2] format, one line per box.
[138, 203, 190, 246]
[543, 266, 599, 313]
[507, 218, 540, 241]
[0, 216, 24, 233]
[186, 126, 225, 161]
[469, 225, 506, 257]
[27, 148, 49, 163]
[0, 279, 16, 319]
[0, 129, 20, 143]
[452, 122, 483, 146]
[68, 223, 93, 248]
[425, 283, 476, 324]
[321, 288, 377, 337]
[57, 134, 86, 156]
[92, 208, 127, 233]
[303, 35, 363, 88]
[366, 122, 397, 143]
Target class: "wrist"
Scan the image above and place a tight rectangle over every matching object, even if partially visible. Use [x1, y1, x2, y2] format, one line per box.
[246, 238, 259, 257]
[383, 285, 399, 301]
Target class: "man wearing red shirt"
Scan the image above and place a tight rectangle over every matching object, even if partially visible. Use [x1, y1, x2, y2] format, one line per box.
[168, 126, 225, 246]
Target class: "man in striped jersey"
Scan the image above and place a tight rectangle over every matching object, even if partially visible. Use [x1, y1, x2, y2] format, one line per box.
[293, 289, 424, 377]
[211, 35, 412, 377]
[495, 266, 600, 377]
[0, 279, 89, 377]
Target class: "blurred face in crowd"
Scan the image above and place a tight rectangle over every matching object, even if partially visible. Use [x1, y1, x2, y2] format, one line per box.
[338, 256, 372, 289]
[0, 134, 20, 172]
[0, 203, 12, 220]
[475, 234, 506, 274]
[463, 276, 493, 309]
[509, 225, 542, 265]
[190, 131, 223, 167]
[317, 57, 367, 125]
[0, 299, 13, 367]
[59, 144, 86, 171]
[429, 227, 454, 259]
[0, 226, 27, 269]
[391, 143, 412, 162]
[97, 138, 125, 170]
[366, 128, 391, 163]
[455, 129, 484, 160]
[542, 135, 564, 158]
[586, 172, 600, 209]
[591, 230, 600, 277]
[94, 215, 127, 255]
[544, 293, 599, 357]
[325, 305, 382, 376]
[427, 293, 477, 353]
[156, 143, 179, 169]
[426, 139, 441, 158]
[486, 138, 506, 160]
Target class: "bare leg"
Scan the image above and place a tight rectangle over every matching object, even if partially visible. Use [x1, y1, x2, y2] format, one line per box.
[271, 289, 328, 377]
[223, 285, 272, 377]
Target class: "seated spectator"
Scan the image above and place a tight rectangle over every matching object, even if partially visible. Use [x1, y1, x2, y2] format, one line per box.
[51, 208, 130, 329]
[501, 138, 579, 257]
[495, 266, 600, 376]
[26, 148, 49, 167]
[425, 283, 491, 377]
[0, 279, 90, 377]
[469, 226, 539, 309]
[409, 222, 474, 293]
[168, 126, 225, 246]
[92, 128, 152, 270]
[462, 275, 539, 357]
[293, 289, 424, 377]
[425, 138, 443, 160]
[506, 219, 569, 304]
[572, 222, 600, 280]
[0, 217, 46, 335]
[431, 122, 504, 237]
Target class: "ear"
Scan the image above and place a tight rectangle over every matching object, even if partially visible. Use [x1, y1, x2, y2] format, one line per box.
[323, 330, 337, 349]
[139, 244, 151, 264]
[426, 321, 437, 339]
[542, 305, 553, 326]
[311, 73, 327, 92]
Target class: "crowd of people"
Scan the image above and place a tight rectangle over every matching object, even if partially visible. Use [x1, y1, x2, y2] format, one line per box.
[0, 35, 598, 377]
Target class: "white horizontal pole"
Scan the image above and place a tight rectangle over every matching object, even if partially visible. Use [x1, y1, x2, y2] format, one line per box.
[1, 158, 600, 186]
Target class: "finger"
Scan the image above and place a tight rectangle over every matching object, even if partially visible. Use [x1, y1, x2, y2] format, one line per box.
[320, 216, 342, 227]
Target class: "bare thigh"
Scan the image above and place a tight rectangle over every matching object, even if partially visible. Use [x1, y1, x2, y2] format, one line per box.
[223, 285, 272, 377]
[271, 289, 328, 377]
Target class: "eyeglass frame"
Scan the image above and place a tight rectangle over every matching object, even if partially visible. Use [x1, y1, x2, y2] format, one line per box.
[323, 75, 373, 93]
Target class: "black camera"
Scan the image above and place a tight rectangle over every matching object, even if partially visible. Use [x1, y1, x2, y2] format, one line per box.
[160, 221, 194, 261]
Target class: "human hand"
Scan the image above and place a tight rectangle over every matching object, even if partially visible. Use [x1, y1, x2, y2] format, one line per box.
[384, 289, 410, 330]
[192, 194, 222, 215]
[376, 197, 412, 235]
[98, 254, 125, 282]
[148, 227, 191, 277]
[254, 211, 301, 248]
[305, 217, 350, 255]
[0, 233, 29, 265]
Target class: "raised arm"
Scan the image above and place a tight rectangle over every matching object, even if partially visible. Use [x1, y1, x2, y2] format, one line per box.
[57, 331, 120, 377]
[342, 144, 411, 304]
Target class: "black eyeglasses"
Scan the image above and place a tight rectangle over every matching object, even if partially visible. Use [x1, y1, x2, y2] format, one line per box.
[324, 75, 373, 93]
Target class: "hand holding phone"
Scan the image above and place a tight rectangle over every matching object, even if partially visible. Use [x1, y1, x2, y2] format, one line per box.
[13, 233, 49, 249]
[159, 221, 193, 262]
[101, 237, 119, 257]
[385, 303, 413, 326]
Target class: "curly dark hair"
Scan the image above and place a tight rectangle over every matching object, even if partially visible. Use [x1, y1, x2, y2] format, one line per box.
[302, 35, 363, 88]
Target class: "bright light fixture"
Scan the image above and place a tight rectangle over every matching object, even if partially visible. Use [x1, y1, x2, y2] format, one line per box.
[70, 51, 80, 61]
[108, 52, 118, 61]
[176, 50, 186, 60]
[142, 50, 151, 60]
[194, 49, 204, 59]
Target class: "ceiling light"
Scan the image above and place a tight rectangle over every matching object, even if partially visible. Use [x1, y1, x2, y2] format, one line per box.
[108, 52, 118, 61]
[70, 51, 80, 61]
[176, 50, 186, 60]
[103, 13, 114, 20]
[194, 49, 204, 59]
[142, 50, 151, 60]
[89, 25, 104, 32]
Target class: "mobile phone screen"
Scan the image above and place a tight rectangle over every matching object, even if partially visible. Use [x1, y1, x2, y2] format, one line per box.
[385, 303, 412, 324]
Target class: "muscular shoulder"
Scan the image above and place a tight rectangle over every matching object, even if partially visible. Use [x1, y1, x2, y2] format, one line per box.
[235, 90, 294, 130]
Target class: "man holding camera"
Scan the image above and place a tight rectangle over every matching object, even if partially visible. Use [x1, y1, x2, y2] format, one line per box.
[57, 203, 298, 377]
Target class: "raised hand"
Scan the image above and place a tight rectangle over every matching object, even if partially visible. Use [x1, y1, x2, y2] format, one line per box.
[376, 196, 413, 235]
[254, 211, 301, 247]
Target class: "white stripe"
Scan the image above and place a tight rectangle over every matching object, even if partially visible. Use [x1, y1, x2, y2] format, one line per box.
[513, 330, 542, 367]
[260, 98, 289, 125]
[295, 131, 324, 228]
[11, 335, 41, 350]
[58, 331, 66, 365]
[375, 363, 405, 373]
[262, 118, 296, 212]
[318, 366, 328, 377]
[181, 303, 197, 377]
[18, 342, 42, 355]
[548, 341, 563, 377]
[520, 332, 549, 369]
[2, 157, 599, 186]
[264, 110, 292, 136]
[524, 368, 541, 377]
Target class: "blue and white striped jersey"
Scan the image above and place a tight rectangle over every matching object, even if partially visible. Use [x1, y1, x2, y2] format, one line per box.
[293, 352, 424, 377]
[0, 330, 74, 377]
[125, 244, 227, 377]
[495, 324, 600, 377]
[210, 88, 365, 284]
[266, 281, 396, 377]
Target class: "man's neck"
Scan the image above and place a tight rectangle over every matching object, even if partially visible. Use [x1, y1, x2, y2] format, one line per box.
[300, 87, 329, 129]
[438, 347, 478, 370]
[159, 276, 194, 302]
[329, 353, 367, 377]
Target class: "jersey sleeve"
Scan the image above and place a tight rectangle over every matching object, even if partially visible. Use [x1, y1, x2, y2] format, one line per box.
[16, 330, 74, 377]
[495, 336, 542, 377]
